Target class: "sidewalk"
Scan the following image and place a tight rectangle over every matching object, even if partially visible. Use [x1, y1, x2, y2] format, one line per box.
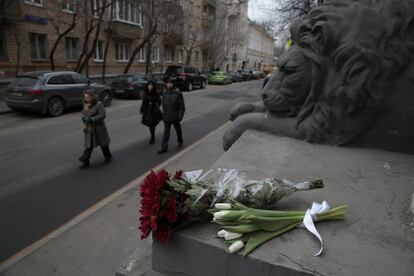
[0, 123, 228, 276]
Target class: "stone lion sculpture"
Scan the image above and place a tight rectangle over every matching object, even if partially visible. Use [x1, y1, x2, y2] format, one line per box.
[224, 0, 414, 154]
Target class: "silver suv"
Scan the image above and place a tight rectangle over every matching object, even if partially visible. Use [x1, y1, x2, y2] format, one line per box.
[5, 71, 112, 116]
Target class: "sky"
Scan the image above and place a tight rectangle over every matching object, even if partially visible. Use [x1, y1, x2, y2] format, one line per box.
[248, 0, 275, 22]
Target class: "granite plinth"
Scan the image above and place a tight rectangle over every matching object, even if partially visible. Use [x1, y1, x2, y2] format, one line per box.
[152, 131, 414, 276]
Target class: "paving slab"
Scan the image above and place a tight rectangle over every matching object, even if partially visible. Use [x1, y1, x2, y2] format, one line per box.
[153, 130, 414, 276]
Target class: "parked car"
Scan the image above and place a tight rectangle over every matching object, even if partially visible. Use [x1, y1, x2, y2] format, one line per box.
[252, 70, 263, 79]
[208, 71, 232, 85]
[164, 65, 207, 91]
[5, 71, 112, 117]
[111, 74, 165, 99]
[238, 70, 253, 81]
[228, 71, 243, 82]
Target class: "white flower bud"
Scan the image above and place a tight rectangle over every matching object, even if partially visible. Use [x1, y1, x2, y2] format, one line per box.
[214, 203, 232, 209]
[224, 231, 243, 240]
[228, 240, 244, 253]
[213, 211, 229, 220]
[217, 230, 227, 238]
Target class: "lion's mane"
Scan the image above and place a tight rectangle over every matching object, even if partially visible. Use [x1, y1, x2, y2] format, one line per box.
[264, 0, 414, 147]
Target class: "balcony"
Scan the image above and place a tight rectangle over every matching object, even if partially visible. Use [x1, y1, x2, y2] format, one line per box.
[109, 20, 143, 39]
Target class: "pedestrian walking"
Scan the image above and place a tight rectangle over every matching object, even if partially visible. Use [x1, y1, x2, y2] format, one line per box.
[140, 80, 162, 144]
[158, 77, 185, 154]
[78, 90, 112, 169]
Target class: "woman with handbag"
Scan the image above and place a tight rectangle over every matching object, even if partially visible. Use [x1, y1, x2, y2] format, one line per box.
[140, 80, 162, 144]
[78, 90, 112, 169]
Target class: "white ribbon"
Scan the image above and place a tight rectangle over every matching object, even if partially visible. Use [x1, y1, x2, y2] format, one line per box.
[299, 201, 331, 256]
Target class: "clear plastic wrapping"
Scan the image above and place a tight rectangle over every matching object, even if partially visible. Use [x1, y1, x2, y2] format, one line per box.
[184, 168, 323, 210]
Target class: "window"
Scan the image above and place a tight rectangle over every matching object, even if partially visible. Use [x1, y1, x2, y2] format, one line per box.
[195, 51, 199, 62]
[0, 32, 7, 60]
[24, 0, 43, 6]
[165, 21, 171, 33]
[62, 0, 75, 12]
[92, 0, 102, 17]
[47, 74, 75, 85]
[116, 42, 129, 61]
[113, 0, 142, 26]
[65, 37, 78, 61]
[29, 33, 48, 60]
[138, 47, 145, 62]
[72, 74, 88, 84]
[152, 47, 159, 63]
[178, 49, 183, 63]
[94, 40, 104, 61]
[165, 47, 172, 63]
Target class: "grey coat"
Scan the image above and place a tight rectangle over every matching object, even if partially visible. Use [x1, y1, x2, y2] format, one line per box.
[82, 102, 110, 148]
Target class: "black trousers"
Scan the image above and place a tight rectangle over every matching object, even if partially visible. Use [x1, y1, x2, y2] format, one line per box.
[149, 125, 156, 139]
[80, 146, 112, 163]
[161, 121, 183, 150]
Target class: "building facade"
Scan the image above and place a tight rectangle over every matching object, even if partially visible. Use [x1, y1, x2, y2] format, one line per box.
[0, 0, 273, 79]
[245, 20, 274, 70]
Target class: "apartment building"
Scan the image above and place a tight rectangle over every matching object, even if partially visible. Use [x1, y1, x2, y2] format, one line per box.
[0, 0, 272, 78]
[245, 20, 274, 69]
[0, 0, 186, 78]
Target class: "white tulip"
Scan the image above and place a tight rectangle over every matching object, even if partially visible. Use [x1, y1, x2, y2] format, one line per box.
[214, 203, 232, 209]
[217, 230, 227, 238]
[224, 231, 243, 240]
[213, 211, 229, 220]
[228, 240, 244, 253]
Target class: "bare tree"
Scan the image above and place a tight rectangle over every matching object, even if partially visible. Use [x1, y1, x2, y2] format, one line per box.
[122, 0, 160, 75]
[184, 28, 201, 66]
[74, 0, 113, 74]
[272, 0, 324, 32]
[102, 2, 114, 83]
[123, 0, 184, 74]
[44, 1, 80, 71]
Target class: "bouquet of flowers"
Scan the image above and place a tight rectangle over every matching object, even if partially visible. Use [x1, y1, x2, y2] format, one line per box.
[139, 168, 325, 243]
[210, 201, 347, 256]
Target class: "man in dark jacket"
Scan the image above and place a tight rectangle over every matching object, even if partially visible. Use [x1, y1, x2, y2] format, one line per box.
[158, 77, 185, 154]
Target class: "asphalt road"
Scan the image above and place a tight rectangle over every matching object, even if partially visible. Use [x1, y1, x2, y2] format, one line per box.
[0, 81, 262, 263]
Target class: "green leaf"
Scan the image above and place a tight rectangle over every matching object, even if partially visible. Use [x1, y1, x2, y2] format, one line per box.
[243, 222, 301, 256]
[222, 224, 260, 234]
[248, 216, 303, 231]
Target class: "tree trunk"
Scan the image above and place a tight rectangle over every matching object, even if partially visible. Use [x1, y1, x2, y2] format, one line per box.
[49, 13, 77, 71]
[102, 3, 114, 84]
[123, 23, 157, 74]
[14, 33, 20, 76]
[77, 0, 108, 73]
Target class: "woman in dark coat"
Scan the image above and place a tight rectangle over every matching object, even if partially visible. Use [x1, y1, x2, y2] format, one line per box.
[78, 90, 112, 169]
[140, 80, 162, 144]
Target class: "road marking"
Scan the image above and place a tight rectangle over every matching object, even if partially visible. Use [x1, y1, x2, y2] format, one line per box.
[0, 121, 230, 272]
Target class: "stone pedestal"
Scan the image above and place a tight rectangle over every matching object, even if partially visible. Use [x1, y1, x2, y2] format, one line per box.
[152, 131, 414, 275]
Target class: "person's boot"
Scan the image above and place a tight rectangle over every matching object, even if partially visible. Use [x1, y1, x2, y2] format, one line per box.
[158, 148, 168, 154]
[149, 136, 155, 145]
[79, 160, 90, 169]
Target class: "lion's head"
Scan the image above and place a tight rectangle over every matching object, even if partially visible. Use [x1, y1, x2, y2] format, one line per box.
[263, 0, 414, 150]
